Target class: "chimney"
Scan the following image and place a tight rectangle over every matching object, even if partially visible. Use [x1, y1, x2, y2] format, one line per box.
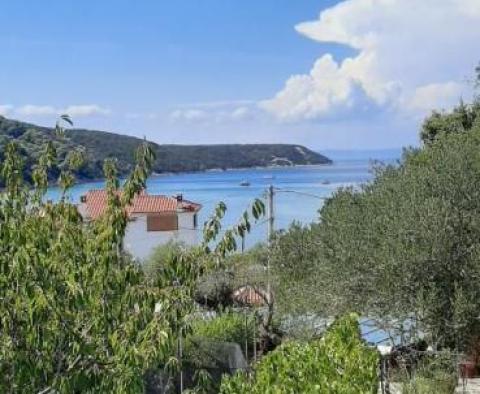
[80, 195, 87, 203]
[175, 193, 183, 202]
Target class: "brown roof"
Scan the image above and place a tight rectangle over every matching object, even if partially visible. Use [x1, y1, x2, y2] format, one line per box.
[232, 285, 271, 307]
[81, 189, 201, 220]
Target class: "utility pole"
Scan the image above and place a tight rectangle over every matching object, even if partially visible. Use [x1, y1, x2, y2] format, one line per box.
[266, 185, 274, 302]
[267, 185, 274, 245]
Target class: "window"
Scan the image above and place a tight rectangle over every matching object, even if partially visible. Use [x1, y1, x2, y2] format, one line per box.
[193, 213, 198, 229]
[146, 213, 178, 232]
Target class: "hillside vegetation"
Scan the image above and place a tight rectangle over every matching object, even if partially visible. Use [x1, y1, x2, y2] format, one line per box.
[0, 116, 331, 182]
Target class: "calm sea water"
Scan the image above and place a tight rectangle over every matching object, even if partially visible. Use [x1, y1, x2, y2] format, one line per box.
[46, 150, 400, 247]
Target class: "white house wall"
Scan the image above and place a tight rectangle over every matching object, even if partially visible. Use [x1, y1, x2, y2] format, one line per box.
[123, 212, 198, 263]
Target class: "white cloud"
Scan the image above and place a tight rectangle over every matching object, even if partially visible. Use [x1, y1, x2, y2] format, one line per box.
[125, 112, 158, 120]
[177, 99, 256, 109]
[261, 54, 360, 120]
[14, 104, 111, 118]
[64, 105, 111, 117]
[0, 105, 13, 116]
[171, 109, 209, 122]
[231, 106, 251, 120]
[408, 82, 463, 113]
[17, 105, 57, 116]
[170, 102, 259, 124]
[262, 0, 480, 121]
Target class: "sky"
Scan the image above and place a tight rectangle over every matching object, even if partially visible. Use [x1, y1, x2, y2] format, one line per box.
[1, 0, 479, 150]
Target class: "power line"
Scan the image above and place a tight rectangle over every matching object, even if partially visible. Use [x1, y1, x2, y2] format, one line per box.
[274, 187, 328, 200]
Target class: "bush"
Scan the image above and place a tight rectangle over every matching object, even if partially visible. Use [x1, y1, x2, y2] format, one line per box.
[402, 375, 456, 394]
[163, 313, 256, 393]
[143, 240, 187, 277]
[194, 271, 235, 308]
[400, 352, 458, 394]
[188, 312, 256, 357]
[220, 314, 379, 393]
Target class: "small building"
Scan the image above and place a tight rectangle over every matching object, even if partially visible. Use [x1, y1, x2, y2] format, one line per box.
[78, 189, 202, 261]
[232, 285, 272, 307]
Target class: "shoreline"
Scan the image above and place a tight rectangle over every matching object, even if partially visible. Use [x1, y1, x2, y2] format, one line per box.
[150, 162, 333, 177]
[56, 162, 334, 188]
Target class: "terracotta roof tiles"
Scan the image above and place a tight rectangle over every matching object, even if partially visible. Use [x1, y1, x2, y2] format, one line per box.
[80, 189, 201, 220]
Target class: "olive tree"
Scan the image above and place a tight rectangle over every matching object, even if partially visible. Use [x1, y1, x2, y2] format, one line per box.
[318, 126, 480, 349]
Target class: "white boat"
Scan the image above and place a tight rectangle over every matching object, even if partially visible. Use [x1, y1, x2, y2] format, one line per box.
[239, 180, 251, 187]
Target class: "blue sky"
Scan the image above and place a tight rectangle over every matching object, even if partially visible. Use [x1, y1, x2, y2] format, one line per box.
[1, 1, 479, 150]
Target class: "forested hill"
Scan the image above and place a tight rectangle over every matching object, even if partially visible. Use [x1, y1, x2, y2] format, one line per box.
[0, 116, 331, 182]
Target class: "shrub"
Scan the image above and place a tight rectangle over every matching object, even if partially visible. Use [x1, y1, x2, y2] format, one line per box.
[400, 352, 458, 394]
[402, 375, 456, 394]
[220, 314, 379, 393]
[188, 312, 256, 358]
[143, 240, 187, 277]
[194, 271, 235, 308]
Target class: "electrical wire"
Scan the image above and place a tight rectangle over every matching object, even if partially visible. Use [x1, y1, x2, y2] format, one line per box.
[274, 187, 328, 200]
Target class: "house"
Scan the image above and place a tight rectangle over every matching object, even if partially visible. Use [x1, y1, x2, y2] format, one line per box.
[232, 285, 272, 307]
[78, 189, 202, 261]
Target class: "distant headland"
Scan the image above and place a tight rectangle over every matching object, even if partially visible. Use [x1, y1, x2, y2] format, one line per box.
[0, 116, 331, 183]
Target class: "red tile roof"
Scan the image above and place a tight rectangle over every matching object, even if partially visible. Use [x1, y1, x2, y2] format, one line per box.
[81, 189, 201, 220]
[232, 285, 271, 307]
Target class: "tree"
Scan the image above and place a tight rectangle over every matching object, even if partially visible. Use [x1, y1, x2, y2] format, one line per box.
[420, 99, 480, 144]
[420, 63, 480, 145]
[269, 222, 325, 319]
[0, 137, 173, 393]
[317, 126, 480, 349]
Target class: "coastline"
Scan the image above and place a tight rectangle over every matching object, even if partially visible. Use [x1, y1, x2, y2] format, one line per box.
[63, 162, 334, 187]
[151, 162, 334, 177]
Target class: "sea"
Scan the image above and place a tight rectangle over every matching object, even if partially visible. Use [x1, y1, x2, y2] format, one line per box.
[46, 148, 402, 344]
[46, 149, 401, 248]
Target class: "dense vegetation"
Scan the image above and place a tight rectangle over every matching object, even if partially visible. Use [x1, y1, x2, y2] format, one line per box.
[220, 314, 379, 394]
[0, 139, 173, 392]
[0, 115, 331, 183]
[243, 97, 480, 355]
[0, 121, 268, 392]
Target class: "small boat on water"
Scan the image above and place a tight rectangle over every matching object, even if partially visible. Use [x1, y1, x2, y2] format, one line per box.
[239, 180, 251, 187]
[321, 180, 331, 185]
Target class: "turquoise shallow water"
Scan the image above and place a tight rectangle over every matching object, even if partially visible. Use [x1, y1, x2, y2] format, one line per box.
[46, 151, 400, 247]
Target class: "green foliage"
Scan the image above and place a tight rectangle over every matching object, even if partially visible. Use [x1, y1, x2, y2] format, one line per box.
[263, 110, 480, 349]
[389, 350, 458, 394]
[143, 240, 187, 278]
[401, 376, 456, 394]
[195, 270, 235, 308]
[202, 198, 265, 258]
[420, 99, 480, 144]
[400, 353, 458, 394]
[0, 138, 177, 393]
[317, 126, 480, 349]
[164, 312, 257, 393]
[0, 117, 266, 392]
[220, 314, 379, 394]
[189, 313, 255, 352]
[0, 115, 330, 184]
[269, 222, 325, 317]
[193, 244, 268, 307]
